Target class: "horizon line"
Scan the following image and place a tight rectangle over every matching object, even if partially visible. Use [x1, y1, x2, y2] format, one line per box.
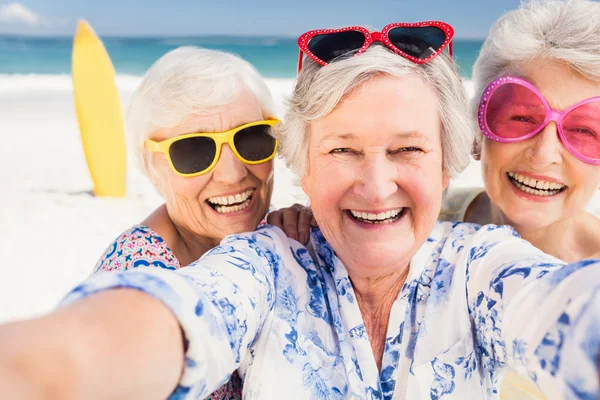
[0, 32, 487, 41]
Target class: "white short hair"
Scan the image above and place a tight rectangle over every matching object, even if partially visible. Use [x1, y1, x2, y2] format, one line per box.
[280, 46, 474, 180]
[126, 46, 275, 179]
[471, 0, 600, 151]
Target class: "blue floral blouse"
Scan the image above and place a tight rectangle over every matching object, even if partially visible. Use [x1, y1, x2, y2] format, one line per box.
[63, 222, 600, 399]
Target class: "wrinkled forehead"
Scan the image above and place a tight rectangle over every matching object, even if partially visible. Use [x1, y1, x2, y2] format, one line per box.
[507, 60, 600, 109]
[150, 92, 265, 140]
[309, 74, 442, 146]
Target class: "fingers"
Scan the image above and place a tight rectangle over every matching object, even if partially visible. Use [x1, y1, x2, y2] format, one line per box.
[281, 205, 301, 241]
[266, 209, 284, 228]
[297, 206, 313, 245]
[267, 204, 316, 245]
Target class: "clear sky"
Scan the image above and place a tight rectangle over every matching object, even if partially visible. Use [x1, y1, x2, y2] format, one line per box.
[0, 0, 522, 38]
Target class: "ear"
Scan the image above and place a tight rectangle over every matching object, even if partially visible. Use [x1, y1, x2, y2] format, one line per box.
[301, 172, 309, 195]
[143, 152, 163, 189]
[472, 137, 482, 161]
[442, 171, 451, 191]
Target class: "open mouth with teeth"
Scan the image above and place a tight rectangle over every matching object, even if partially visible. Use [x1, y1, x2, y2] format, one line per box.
[347, 208, 406, 224]
[507, 172, 567, 197]
[206, 189, 255, 214]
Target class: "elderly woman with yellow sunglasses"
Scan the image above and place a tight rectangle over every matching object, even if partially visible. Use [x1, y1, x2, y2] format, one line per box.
[92, 46, 278, 399]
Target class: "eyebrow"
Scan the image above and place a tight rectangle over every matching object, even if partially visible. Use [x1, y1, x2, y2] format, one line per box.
[320, 131, 428, 141]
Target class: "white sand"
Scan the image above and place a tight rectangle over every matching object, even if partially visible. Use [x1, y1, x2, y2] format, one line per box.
[1, 75, 594, 324]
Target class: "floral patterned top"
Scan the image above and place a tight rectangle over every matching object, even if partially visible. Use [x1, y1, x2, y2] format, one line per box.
[65, 222, 600, 399]
[439, 188, 547, 400]
[92, 224, 242, 400]
[93, 225, 181, 274]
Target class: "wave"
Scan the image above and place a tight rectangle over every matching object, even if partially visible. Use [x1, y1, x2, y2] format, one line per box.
[0, 73, 144, 94]
[0, 73, 475, 100]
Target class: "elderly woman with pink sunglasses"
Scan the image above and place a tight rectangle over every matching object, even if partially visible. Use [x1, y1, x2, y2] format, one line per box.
[435, 1, 600, 398]
[0, 18, 600, 400]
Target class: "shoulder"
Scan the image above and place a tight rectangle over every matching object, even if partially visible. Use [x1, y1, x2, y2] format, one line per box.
[206, 225, 296, 264]
[439, 186, 485, 222]
[429, 221, 567, 286]
[199, 225, 314, 279]
[93, 224, 181, 274]
[416, 221, 530, 268]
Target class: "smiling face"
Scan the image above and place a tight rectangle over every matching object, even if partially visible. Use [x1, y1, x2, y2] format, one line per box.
[480, 61, 600, 230]
[302, 74, 449, 278]
[147, 91, 274, 244]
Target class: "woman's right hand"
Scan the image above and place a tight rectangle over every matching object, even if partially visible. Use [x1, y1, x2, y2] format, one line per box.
[267, 204, 316, 245]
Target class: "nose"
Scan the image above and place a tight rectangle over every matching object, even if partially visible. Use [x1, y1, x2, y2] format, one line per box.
[524, 121, 564, 166]
[212, 144, 248, 184]
[354, 154, 398, 205]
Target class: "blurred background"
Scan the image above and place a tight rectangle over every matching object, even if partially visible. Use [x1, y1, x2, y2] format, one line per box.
[0, 0, 522, 322]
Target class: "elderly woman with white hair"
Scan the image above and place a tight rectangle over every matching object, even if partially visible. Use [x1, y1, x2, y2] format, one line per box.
[92, 46, 279, 399]
[0, 22, 599, 400]
[432, 2, 600, 398]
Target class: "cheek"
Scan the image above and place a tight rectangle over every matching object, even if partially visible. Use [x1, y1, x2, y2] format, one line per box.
[312, 159, 355, 195]
[169, 174, 211, 203]
[483, 140, 525, 169]
[247, 160, 274, 183]
[481, 141, 513, 182]
[571, 165, 600, 199]
[305, 159, 356, 216]
[404, 166, 444, 213]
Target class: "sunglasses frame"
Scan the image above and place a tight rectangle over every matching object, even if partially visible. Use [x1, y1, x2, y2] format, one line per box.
[478, 76, 600, 165]
[145, 118, 280, 177]
[297, 21, 454, 72]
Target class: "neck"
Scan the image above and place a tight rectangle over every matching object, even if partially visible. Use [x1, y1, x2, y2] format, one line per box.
[144, 204, 218, 267]
[170, 219, 218, 266]
[479, 197, 600, 263]
[351, 267, 409, 371]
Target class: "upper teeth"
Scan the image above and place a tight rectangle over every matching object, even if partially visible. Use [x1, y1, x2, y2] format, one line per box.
[208, 189, 254, 206]
[507, 172, 565, 190]
[349, 208, 403, 221]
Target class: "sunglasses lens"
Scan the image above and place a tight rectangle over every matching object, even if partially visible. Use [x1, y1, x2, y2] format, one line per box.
[169, 136, 216, 174]
[308, 30, 366, 63]
[561, 100, 600, 160]
[388, 26, 447, 59]
[234, 124, 277, 162]
[485, 82, 546, 139]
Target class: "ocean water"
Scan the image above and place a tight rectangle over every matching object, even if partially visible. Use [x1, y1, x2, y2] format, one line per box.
[0, 35, 483, 79]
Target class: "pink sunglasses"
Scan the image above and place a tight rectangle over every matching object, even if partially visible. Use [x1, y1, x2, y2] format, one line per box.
[478, 76, 600, 165]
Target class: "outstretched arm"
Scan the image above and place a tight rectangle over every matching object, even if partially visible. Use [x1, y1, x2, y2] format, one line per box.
[466, 225, 600, 398]
[0, 228, 280, 399]
[0, 289, 183, 400]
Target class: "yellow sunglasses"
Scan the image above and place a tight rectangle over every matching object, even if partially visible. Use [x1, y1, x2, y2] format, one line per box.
[145, 118, 280, 177]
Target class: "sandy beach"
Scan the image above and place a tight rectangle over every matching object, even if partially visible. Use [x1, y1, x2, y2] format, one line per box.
[1, 75, 597, 323]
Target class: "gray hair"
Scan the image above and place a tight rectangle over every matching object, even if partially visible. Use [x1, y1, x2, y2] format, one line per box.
[126, 46, 275, 179]
[471, 0, 600, 151]
[280, 46, 474, 179]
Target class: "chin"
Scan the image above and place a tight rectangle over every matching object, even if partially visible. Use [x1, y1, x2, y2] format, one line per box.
[503, 209, 557, 231]
[347, 242, 413, 271]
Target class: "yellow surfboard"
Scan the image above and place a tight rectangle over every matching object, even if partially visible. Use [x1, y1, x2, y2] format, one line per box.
[72, 20, 127, 197]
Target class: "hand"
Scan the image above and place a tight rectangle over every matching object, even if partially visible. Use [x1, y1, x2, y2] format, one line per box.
[267, 204, 316, 245]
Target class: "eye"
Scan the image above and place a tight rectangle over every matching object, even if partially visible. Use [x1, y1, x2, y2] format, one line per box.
[330, 148, 357, 154]
[570, 127, 597, 137]
[391, 147, 423, 154]
[510, 115, 535, 123]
